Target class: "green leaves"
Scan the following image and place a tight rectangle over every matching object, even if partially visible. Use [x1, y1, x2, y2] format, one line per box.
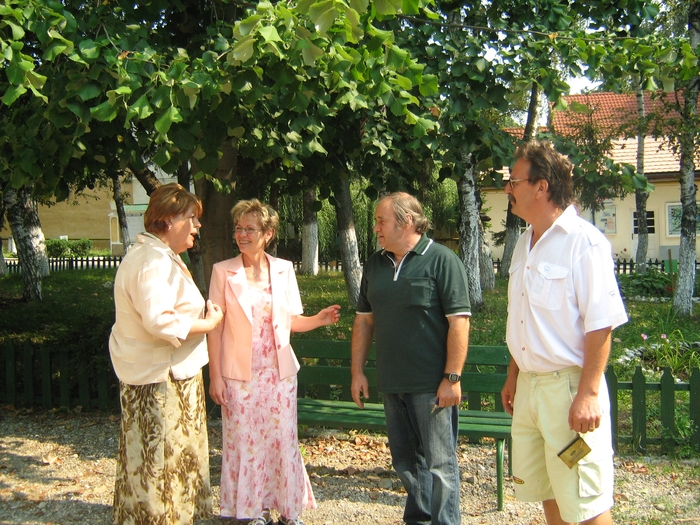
[154, 106, 184, 135]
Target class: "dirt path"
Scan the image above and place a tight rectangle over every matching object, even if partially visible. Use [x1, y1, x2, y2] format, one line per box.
[1, 409, 699, 524]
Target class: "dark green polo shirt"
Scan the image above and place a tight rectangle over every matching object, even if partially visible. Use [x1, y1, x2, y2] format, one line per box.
[356, 235, 471, 393]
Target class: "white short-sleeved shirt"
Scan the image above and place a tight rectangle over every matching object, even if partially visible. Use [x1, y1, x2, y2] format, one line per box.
[506, 205, 628, 373]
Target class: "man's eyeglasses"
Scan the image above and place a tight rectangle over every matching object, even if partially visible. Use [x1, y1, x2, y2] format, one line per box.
[234, 227, 262, 236]
[507, 178, 530, 189]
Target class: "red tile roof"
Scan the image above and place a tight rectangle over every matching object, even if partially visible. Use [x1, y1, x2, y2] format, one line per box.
[551, 92, 683, 137]
[503, 92, 698, 178]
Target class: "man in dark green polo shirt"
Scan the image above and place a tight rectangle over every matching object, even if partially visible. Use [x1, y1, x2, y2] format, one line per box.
[351, 192, 471, 525]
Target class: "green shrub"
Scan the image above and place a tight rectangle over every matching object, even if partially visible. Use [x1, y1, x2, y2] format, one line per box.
[45, 238, 93, 258]
[617, 268, 672, 297]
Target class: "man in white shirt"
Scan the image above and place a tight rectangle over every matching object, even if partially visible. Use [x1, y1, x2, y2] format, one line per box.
[500, 141, 628, 525]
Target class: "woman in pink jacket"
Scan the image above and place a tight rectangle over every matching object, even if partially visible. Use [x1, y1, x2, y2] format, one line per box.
[208, 199, 340, 525]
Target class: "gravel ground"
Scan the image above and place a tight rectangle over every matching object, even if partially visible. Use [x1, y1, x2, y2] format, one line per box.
[1, 408, 699, 525]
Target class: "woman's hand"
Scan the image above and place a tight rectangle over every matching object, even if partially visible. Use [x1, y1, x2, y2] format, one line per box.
[317, 305, 341, 326]
[209, 374, 228, 406]
[205, 299, 224, 329]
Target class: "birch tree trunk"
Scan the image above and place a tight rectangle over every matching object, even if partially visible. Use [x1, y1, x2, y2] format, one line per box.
[634, 82, 649, 273]
[478, 190, 495, 291]
[457, 153, 483, 308]
[479, 219, 494, 291]
[3, 186, 49, 301]
[301, 187, 319, 275]
[333, 177, 362, 307]
[111, 171, 131, 251]
[673, 3, 700, 315]
[500, 83, 539, 277]
[0, 243, 6, 275]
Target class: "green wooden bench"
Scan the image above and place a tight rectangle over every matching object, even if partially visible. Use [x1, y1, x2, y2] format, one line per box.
[294, 339, 512, 511]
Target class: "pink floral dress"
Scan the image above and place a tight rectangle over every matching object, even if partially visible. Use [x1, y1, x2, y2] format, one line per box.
[220, 283, 316, 519]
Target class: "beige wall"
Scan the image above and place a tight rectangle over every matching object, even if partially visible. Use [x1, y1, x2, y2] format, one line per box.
[2, 187, 112, 251]
[2, 185, 134, 252]
[1, 177, 179, 254]
[483, 180, 700, 262]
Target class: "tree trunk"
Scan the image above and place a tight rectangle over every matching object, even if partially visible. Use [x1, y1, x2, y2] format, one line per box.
[499, 203, 521, 278]
[477, 190, 494, 291]
[457, 153, 483, 309]
[301, 187, 319, 275]
[673, 4, 700, 316]
[3, 186, 48, 301]
[333, 177, 362, 308]
[0, 242, 6, 275]
[479, 220, 495, 291]
[111, 171, 131, 250]
[366, 200, 376, 261]
[634, 81, 649, 273]
[500, 83, 539, 277]
[0, 198, 7, 275]
[193, 141, 238, 292]
[130, 165, 161, 195]
[176, 162, 207, 295]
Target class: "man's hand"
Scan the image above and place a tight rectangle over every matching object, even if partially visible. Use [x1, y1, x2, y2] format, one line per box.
[569, 391, 602, 433]
[436, 379, 462, 408]
[351, 373, 369, 409]
[501, 372, 517, 416]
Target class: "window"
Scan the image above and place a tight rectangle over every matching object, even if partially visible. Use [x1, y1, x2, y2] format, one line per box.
[633, 211, 655, 235]
[595, 205, 617, 234]
[666, 203, 700, 236]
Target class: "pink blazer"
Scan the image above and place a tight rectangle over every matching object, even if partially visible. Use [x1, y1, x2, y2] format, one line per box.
[207, 254, 303, 381]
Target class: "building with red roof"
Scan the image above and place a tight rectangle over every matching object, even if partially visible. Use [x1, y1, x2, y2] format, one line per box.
[485, 91, 700, 263]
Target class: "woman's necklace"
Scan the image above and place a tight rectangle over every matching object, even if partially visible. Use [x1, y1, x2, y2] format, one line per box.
[246, 261, 264, 278]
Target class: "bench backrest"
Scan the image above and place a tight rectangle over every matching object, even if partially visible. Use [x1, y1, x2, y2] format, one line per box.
[294, 339, 511, 411]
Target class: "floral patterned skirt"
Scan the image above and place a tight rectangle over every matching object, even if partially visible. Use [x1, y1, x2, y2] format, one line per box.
[220, 370, 316, 519]
[112, 371, 211, 525]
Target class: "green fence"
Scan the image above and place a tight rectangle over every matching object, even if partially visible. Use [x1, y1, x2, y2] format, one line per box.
[605, 365, 700, 453]
[2, 339, 699, 453]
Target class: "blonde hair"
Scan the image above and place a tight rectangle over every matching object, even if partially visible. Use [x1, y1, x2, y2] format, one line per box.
[230, 199, 279, 245]
[143, 183, 202, 235]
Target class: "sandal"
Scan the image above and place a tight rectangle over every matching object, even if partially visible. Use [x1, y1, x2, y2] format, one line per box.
[278, 518, 305, 525]
[247, 510, 272, 525]
[246, 518, 271, 525]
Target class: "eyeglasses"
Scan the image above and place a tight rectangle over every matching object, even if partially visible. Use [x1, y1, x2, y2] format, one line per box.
[234, 227, 262, 236]
[507, 178, 530, 189]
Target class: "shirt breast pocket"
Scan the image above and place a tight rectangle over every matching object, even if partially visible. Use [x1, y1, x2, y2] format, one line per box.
[408, 278, 434, 307]
[529, 262, 569, 310]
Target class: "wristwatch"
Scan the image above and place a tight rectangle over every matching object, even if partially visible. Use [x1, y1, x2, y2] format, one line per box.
[444, 373, 461, 383]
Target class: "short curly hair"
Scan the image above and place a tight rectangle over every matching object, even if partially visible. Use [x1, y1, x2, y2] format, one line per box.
[230, 199, 279, 246]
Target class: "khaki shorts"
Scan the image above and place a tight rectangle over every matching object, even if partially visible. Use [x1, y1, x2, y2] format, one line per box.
[511, 367, 614, 523]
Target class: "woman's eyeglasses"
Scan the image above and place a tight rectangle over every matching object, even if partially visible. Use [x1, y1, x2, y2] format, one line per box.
[234, 227, 262, 235]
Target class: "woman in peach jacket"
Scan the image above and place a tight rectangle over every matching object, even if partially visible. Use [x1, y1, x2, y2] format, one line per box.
[208, 199, 340, 525]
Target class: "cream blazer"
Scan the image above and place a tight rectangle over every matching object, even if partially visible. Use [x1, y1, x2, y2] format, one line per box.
[109, 233, 208, 385]
[207, 254, 303, 381]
